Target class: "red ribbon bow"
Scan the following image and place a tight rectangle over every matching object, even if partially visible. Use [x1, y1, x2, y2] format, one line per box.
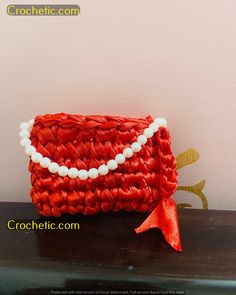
[135, 128, 182, 252]
[135, 197, 182, 251]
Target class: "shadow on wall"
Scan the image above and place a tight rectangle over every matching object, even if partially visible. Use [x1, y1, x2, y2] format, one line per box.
[175, 148, 208, 209]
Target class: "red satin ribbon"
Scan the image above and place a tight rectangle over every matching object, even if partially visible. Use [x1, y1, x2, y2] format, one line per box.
[135, 197, 182, 252]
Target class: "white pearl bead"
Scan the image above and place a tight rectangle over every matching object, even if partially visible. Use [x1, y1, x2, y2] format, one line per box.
[31, 152, 43, 163]
[48, 162, 59, 173]
[20, 122, 30, 130]
[25, 145, 36, 156]
[107, 160, 118, 170]
[88, 168, 98, 179]
[137, 135, 147, 145]
[28, 119, 34, 127]
[78, 169, 88, 180]
[154, 117, 167, 127]
[115, 153, 125, 164]
[58, 166, 69, 177]
[68, 168, 79, 179]
[19, 130, 30, 139]
[98, 164, 109, 176]
[149, 122, 159, 132]
[143, 128, 154, 138]
[131, 142, 142, 152]
[20, 138, 31, 147]
[123, 147, 133, 158]
[40, 157, 51, 168]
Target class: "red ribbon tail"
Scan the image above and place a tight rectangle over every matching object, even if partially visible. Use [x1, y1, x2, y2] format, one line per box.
[135, 198, 182, 252]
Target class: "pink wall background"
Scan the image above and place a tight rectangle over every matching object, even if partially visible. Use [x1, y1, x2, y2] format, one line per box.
[0, 0, 236, 209]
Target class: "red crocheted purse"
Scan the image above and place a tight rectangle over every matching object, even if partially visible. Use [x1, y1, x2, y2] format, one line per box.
[19, 113, 181, 251]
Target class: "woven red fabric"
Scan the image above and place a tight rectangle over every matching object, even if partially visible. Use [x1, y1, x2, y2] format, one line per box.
[29, 113, 181, 251]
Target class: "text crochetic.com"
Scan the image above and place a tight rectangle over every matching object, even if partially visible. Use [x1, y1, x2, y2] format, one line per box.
[7, 219, 80, 230]
[7, 4, 80, 16]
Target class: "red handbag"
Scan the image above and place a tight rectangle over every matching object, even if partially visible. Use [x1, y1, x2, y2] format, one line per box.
[19, 113, 181, 251]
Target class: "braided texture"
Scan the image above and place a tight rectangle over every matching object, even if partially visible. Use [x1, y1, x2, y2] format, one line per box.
[29, 113, 178, 217]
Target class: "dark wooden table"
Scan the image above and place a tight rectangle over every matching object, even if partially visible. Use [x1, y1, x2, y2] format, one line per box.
[0, 202, 235, 295]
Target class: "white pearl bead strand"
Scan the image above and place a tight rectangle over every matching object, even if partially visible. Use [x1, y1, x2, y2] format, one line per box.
[19, 117, 167, 180]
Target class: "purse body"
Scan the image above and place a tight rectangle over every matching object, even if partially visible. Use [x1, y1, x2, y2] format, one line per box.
[29, 113, 177, 218]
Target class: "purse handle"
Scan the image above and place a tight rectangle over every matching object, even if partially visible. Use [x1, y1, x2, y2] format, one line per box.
[19, 117, 167, 180]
